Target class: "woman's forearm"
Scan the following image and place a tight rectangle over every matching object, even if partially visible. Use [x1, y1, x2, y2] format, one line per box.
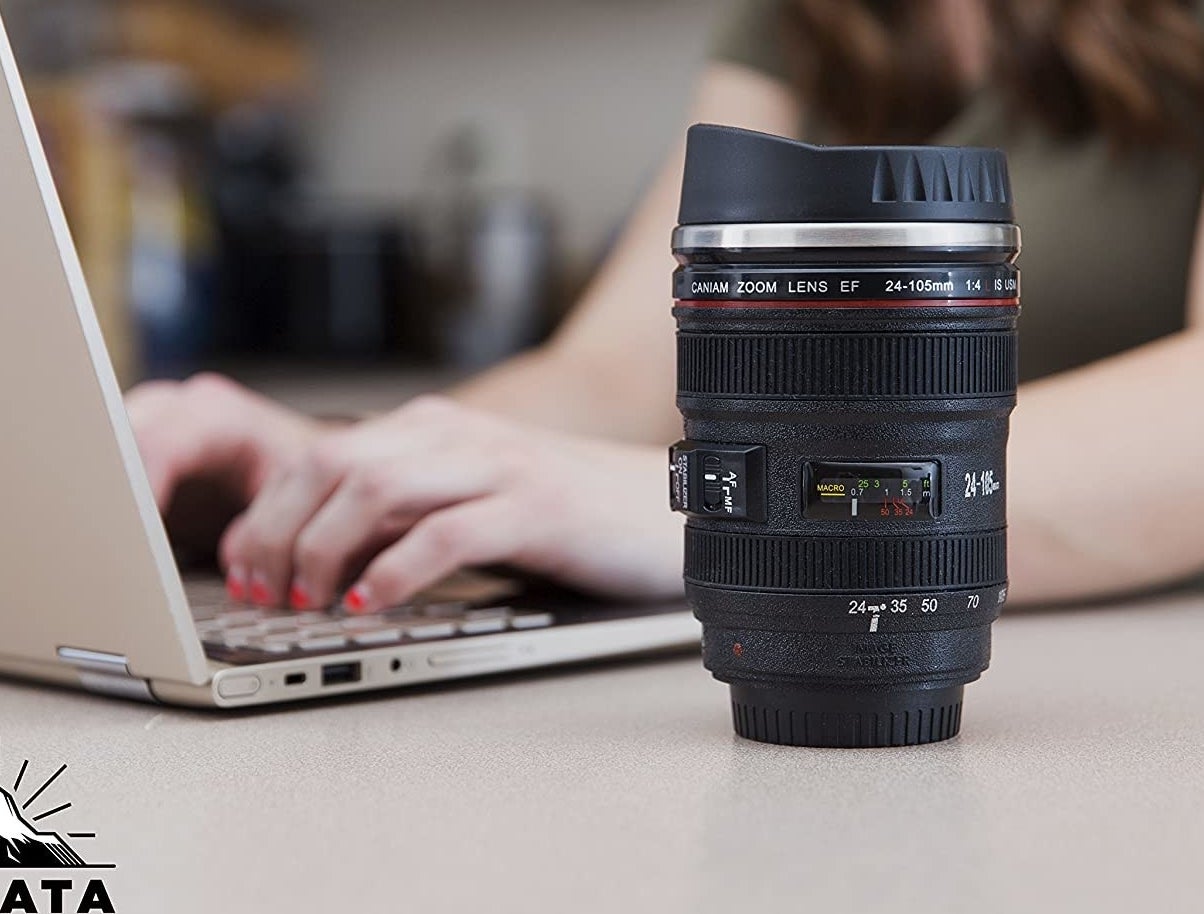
[1007, 329, 1204, 605]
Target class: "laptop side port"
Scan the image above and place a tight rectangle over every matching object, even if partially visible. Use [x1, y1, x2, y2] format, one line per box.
[285, 672, 307, 686]
[321, 662, 362, 687]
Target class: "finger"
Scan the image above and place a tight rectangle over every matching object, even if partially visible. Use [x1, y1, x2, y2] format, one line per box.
[218, 512, 252, 603]
[291, 456, 503, 610]
[225, 420, 413, 606]
[222, 446, 347, 608]
[343, 498, 521, 614]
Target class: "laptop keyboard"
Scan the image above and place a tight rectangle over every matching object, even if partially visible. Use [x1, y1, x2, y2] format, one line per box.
[186, 579, 553, 663]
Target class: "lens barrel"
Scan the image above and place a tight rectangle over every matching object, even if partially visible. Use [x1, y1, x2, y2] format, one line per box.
[671, 126, 1021, 748]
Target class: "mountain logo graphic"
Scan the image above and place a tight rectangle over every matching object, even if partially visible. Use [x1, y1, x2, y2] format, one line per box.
[0, 787, 85, 868]
[0, 760, 110, 870]
[0, 760, 118, 913]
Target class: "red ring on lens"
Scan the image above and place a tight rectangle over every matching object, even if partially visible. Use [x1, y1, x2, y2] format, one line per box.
[675, 298, 1020, 310]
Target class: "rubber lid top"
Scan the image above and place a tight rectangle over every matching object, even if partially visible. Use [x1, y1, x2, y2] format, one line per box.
[678, 124, 1014, 225]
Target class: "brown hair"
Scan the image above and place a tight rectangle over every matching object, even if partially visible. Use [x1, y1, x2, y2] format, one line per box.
[784, 0, 1204, 150]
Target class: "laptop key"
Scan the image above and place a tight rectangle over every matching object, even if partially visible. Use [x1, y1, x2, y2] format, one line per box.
[295, 622, 347, 637]
[292, 612, 329, 624]
[407, 622, 457, 641]
[215, 610, 266, 626]
[298, 635, 349, 652]
[344, 614, 404, 631]
[511, 613, 555, 630]
[260, 616, 302, 632]
[262, 633, 302, 647]
[242, 639, 293, 655]
[464, 607, 514, 621]
[351, 628, 405, 646]
[341, 616, 382, 631]
[459, 617, 509, 636]
[223, 624, 269, 638]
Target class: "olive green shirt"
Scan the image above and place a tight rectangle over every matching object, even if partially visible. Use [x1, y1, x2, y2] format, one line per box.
[712, 0, 1204, 381]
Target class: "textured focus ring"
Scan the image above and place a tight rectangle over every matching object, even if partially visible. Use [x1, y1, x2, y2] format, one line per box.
[678, 332, 1017, 399]
[685, 528, 1007, 592]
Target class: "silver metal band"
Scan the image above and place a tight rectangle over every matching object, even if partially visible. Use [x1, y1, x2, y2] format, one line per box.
[673, 222, 1021, 254]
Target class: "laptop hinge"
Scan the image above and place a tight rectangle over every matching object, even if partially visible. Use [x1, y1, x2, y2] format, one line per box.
[57, 647, 156, 703]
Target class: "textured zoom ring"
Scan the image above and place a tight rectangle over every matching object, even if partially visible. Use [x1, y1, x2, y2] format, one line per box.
[685, 528, 1007, 592]
[678, 332, 1017, 399]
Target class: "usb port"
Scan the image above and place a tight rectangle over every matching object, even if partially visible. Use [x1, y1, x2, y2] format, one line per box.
[284, 672, 307, 687]
[321, 662, 362, 687]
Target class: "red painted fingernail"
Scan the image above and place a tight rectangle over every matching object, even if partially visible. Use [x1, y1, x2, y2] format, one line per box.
[289, 582, 311, 612]
[249, 574, 272, 607]
[225, 568, 248, 603]
[343, 585, 370, 615]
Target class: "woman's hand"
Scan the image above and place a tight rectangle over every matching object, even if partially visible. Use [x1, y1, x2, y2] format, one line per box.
[125, 374, 325, 560]
[219, 395, 684, 613]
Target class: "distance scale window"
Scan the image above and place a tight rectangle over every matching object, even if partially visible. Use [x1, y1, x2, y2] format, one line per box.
[803, 462, 939, 520]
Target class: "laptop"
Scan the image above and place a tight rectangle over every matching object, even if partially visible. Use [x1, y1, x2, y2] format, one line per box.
[0, 16, 697, 708]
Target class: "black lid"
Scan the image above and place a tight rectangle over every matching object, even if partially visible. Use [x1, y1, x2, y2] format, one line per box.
[678, 124, 1014, 225]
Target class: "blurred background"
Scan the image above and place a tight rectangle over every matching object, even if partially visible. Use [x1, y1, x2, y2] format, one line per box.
[0, 0, 727, 408]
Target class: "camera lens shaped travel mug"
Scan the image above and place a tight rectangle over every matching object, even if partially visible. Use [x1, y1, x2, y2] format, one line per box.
[670, 126, 1021, 747]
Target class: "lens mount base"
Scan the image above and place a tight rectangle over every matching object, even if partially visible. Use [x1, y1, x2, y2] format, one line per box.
[730, 682, 965, 748]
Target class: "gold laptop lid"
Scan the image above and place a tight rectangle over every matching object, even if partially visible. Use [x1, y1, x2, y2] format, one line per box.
[0, 14, 208, 686]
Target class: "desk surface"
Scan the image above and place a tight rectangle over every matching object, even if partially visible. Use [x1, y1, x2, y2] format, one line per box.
[0, 595, 1200, 914]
